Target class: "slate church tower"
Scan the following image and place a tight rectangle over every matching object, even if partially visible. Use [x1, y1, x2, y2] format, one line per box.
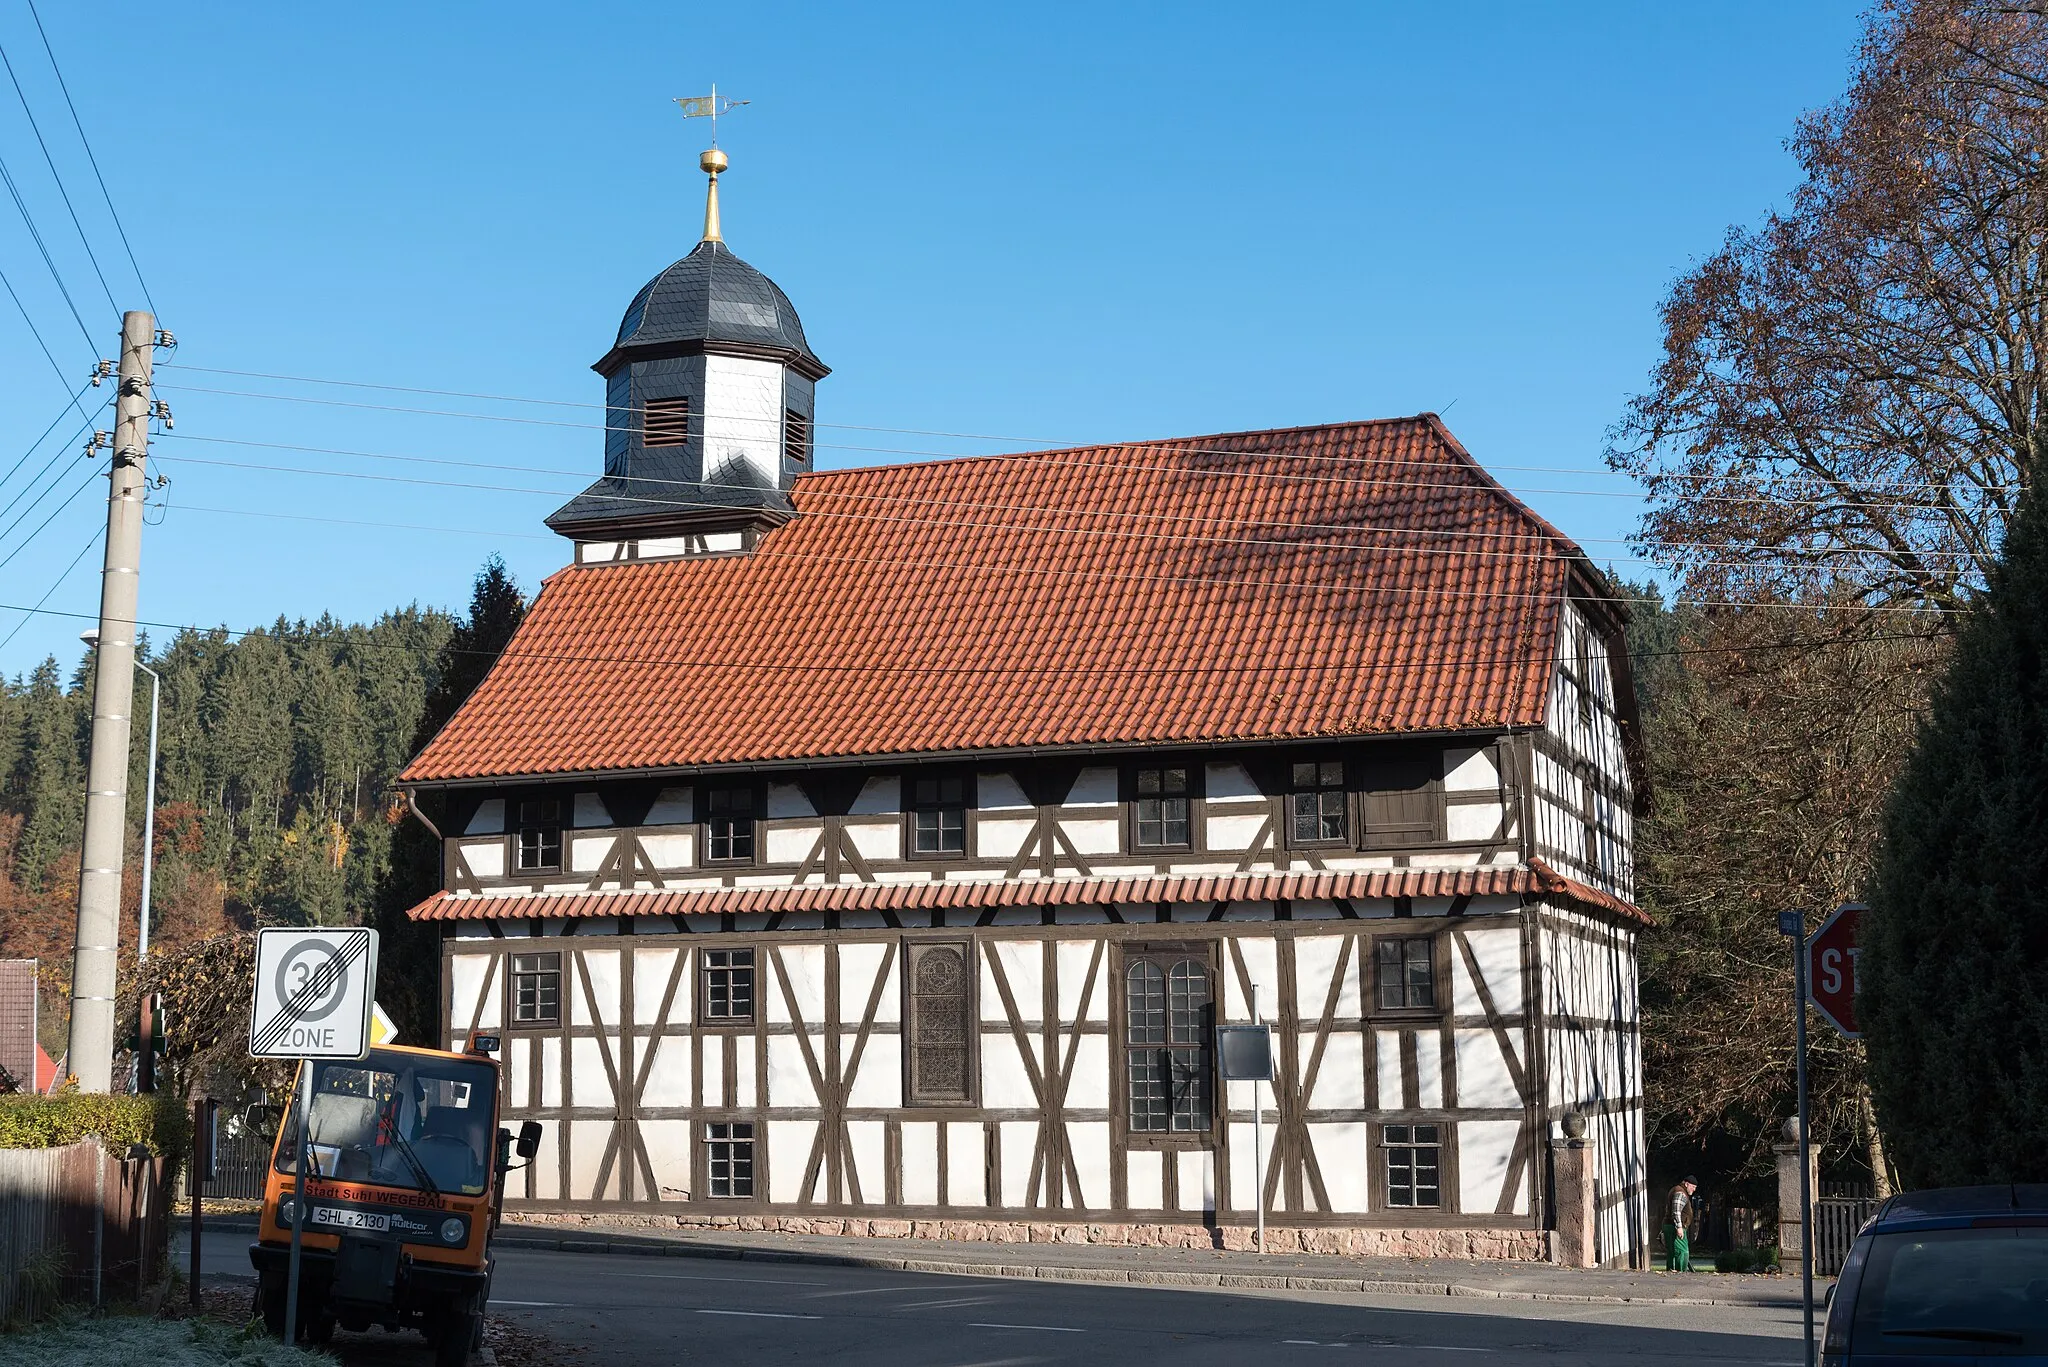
[548, 147, 829, 560]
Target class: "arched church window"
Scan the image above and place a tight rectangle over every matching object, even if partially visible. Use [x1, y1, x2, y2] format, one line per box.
[906, 941, 973, 1104]
[1124, 953, 1213, 1135]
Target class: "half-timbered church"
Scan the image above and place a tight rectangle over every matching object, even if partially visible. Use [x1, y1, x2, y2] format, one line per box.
[397, 145, 1651, 1266]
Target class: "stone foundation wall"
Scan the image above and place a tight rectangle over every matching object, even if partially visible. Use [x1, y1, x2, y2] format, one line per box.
[506, 1210, 1549, 1261]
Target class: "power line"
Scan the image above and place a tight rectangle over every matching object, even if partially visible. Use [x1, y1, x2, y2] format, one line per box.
[154, 430, 2006, 559]
[145, 440, 2002, 579]
[24, 0, 154, 316]
[0, 521, 99, 653]
[0, 257, 95, 415]
[0, 458, 103, 575]
[140, 449, 1965, 617]
[0, 37, 115, 315]
[0, 379, 95, 493]
[0, 389, 112, 520]
[151, 363, 2026, 499]
[0, 588, 1949, 678]
[172, 502, 552, 542]
[0, 139, 93, 345]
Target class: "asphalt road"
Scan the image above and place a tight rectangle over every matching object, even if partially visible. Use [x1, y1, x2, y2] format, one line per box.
[181, 1227, 1811, 1367]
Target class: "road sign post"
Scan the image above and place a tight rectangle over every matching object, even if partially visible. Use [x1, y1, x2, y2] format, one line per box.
[1218, 990, 1276, 1253]
[249, 927, 377, 1343]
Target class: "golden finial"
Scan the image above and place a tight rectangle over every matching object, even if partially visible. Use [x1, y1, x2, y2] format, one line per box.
[676, 86, 748, 246]
[699, 147, 728, 243]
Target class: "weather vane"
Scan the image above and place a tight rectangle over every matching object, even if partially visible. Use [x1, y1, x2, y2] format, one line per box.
[675, 84, 749, 147]
[675, 86, 750, 245]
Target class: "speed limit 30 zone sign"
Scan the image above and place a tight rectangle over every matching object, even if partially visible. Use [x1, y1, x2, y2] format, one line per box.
[249, 927, 379, 1059]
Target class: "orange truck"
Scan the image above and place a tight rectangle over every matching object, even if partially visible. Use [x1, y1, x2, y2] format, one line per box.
[247, 1040, 538, 1365]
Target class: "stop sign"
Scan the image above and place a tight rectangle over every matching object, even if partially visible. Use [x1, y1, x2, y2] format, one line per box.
[1807, 902, 1864, 1039]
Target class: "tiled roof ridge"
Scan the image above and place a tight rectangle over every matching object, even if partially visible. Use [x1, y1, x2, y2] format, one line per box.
[406, 863, 1648, 929]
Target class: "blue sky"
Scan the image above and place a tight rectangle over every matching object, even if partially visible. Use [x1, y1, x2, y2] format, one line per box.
[0, 1, 1864, 677]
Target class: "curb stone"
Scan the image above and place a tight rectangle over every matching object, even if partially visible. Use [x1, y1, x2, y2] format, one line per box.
[185, 1215, 1810, 1309]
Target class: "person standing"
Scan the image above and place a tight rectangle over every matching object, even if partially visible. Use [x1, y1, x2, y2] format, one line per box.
[1662, 1176, 1698, 1272]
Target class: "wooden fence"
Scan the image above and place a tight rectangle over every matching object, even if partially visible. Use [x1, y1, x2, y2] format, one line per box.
[0, 1138, 170, 1322]
[1814, 1196, 1882, 1276]
[175, 1126, 270, 1202]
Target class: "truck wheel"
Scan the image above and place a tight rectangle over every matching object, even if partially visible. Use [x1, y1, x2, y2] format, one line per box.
[435, 1310, 477, 1367]
[307, 1310, 336, 1345]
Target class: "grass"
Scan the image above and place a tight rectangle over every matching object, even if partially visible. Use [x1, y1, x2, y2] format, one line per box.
[0, 1311, 331, 1366]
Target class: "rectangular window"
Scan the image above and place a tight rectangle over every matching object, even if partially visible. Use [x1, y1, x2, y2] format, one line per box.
[1374, 936, 1436, 1012]
[1383, 1124, 1443, 1208]
[1123, 951, 1213, 1135]
[705, 786, 756, 863]
[704, 1122, 755, 1198]
[1290, 760, 1346, 844]
[906, 941, 973, 1104]
[910, 775, 967, 856]
[643, 395, 690, 447]
[515, 798, 563, 873]
[783, 408, 811, 467]
[1134, 767, 1191, 849]
[700, 948, 756, 1023]
[511, 952, 561, 1025]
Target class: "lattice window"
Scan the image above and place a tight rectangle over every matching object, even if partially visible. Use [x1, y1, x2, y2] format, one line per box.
[1134, 767, 1191, 848]
[705, 1121, 754, 1197]
[700, 948, 755, 1023]
[511, 952, 560, 1025]
[1374, 936, 1436, 1012]
[910, 775, 967, 855]
[907, 941, 973, 1104]
[705, 786, 755, 862]
[1290, 760, 1346, 844]
[515, 798, 562, 873]
[1383, 1124, 1442, 1207]
[643, 395, 690, 447]
[1124, 954, 1213, 1134]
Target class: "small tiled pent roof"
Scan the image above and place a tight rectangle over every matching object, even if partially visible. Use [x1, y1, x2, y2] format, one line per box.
[401, 416, 1595, 785]
[405, 861, 1649, 929]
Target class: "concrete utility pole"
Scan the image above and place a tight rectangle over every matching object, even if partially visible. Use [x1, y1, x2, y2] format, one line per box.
[63, 309, 154, 1094]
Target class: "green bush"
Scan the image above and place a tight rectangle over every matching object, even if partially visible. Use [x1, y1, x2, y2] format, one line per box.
[1710, 1245, 1784, 1274]
[0, 1091, 191, 1157]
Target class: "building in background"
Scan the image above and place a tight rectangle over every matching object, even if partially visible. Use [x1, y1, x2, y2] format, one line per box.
[0, 960, 38, 1094]
[396, 153, 1650, 1265]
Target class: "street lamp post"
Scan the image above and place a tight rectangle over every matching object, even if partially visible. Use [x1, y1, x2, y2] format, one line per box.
[81, 630, 159, 962]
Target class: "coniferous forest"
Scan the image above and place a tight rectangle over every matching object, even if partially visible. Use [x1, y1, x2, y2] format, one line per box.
[0, 558, 525, 1062]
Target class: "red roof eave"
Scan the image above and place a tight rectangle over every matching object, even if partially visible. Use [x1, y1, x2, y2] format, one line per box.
[408, 863, 1647, 930]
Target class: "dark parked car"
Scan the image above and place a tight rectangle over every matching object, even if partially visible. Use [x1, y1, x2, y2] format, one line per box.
[1822, 1185, 2048, 1364]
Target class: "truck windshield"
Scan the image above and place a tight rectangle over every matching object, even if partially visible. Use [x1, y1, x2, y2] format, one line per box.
[273, 1051, 496, 1197]
[1851, 1225, 2048, 1355]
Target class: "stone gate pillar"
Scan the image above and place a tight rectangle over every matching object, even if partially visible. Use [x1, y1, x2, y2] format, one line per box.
[1551, 1111, 1596, 1268]
[1774, 1117, 1817, 1263]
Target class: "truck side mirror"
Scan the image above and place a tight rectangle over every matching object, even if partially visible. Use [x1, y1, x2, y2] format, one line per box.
[516, 1120, 542, 1159]
[243, 1102, 282, 1137]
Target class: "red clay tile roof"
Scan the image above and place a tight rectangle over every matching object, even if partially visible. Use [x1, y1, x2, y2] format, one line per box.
[401, 417, 1585, 784]
[404, 861, 1646, 929]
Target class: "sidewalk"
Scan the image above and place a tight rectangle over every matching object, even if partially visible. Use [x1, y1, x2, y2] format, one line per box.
[191, 1214, 1816, 1308]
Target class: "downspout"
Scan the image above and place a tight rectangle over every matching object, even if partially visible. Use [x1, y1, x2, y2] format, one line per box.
[403, 788, 444, 840]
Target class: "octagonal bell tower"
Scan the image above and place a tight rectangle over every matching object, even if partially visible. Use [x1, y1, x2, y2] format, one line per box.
[548, 146, 829, 561]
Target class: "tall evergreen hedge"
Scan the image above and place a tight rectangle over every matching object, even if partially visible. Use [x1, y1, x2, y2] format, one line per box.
[1865, 489, 2048, 1186]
